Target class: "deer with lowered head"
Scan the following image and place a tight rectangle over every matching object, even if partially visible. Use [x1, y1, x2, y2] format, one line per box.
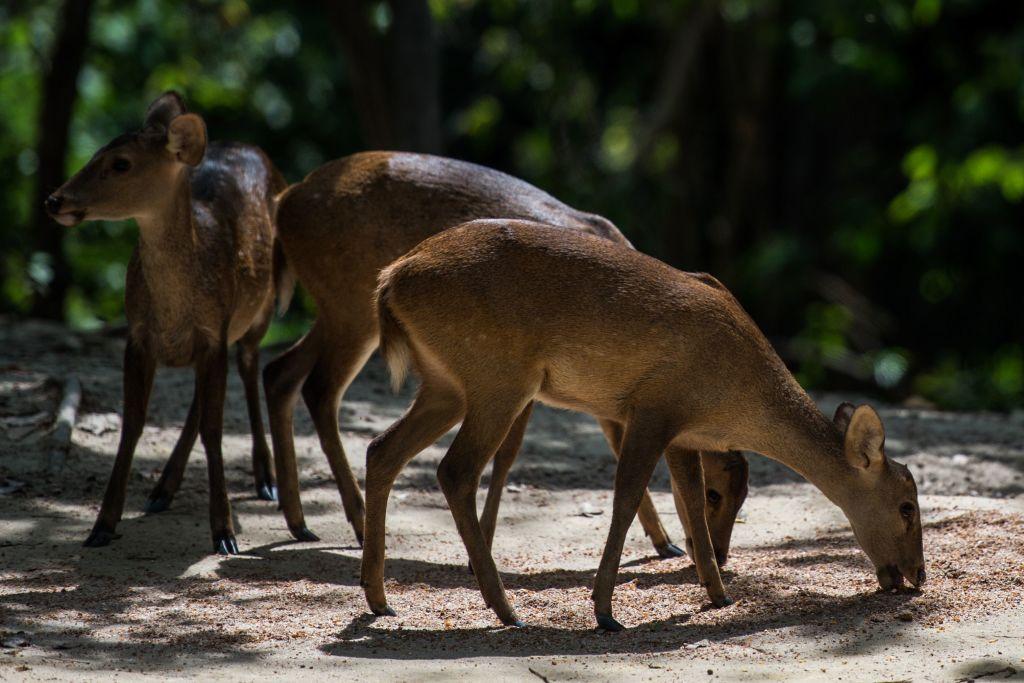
[263, 151, 748, 565]
[363, 219, 925, 631]
[45, 92, 288, 554]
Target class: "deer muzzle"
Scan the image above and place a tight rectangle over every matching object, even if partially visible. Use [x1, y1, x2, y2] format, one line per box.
[44, 194, 86, 227]
[877, 563, 927, 590]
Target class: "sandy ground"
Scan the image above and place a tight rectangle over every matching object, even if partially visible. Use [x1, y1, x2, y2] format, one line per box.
[1, 318, 1022, 682]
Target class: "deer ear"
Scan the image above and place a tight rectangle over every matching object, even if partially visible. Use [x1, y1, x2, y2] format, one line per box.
[166, 114, 207, 167]
[833, 402, 856, 434]
[144, 91, 188, 130]
[843, 405, 886, 470]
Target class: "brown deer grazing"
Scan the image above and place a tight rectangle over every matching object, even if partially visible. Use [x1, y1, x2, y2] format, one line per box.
[264, 151, 747, 563]
[363, 219, 925, 631]
[45, 92, 287, 554]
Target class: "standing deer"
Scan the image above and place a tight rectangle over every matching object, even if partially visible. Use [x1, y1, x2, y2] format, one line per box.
[45, 92, 287, 554]
[363, 219, 925, 631]
[260, 151, 747, 563]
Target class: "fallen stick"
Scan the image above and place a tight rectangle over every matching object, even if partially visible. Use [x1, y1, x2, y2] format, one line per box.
[47, 375, 81, 473]
[528, 668, 550, 683]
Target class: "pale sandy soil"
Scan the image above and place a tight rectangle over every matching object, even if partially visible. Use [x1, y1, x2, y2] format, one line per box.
[1, 319, 1022, 682]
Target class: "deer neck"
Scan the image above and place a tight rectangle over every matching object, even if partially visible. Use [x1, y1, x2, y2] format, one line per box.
[754, 381, 856, 509]
[134, 169, 199, 330]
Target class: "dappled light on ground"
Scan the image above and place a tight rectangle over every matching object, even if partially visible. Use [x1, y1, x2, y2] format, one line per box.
[1, 323, 1022, 678]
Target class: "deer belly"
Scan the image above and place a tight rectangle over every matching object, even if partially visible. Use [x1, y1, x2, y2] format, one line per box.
[226, 281, 273, 344]
[537, 354, 631, 420]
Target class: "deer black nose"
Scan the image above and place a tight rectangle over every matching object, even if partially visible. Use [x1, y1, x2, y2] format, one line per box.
[44, 195, 62, 214]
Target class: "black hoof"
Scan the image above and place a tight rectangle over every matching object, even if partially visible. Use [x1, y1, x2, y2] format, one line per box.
[143, 493, 173, 514]
[371, 605, 397, 617]
[712, 596, 734, 608]
[501, 618, 526, 628]
[256, 483, 278, 502]
[213, 533, 239, 555]
[595, 614, 625, 632]
[656, 542, 686, 559]
[289, 524, 320, 542]
[83, 527, 120, 547]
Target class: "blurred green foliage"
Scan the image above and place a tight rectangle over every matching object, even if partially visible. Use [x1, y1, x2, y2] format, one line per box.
[0, 0, 1021, 410]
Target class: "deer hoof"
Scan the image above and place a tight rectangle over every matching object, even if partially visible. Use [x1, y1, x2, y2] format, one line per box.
[83, 527, 120, 547]
[712, 595, 734, 608]
[255, 483, 278, 502]
[213, 534, 239, 555]
[288, 524, 320, 543]
[655, 542, 685, 559]
[595, 614, 625, 632]
[143, 493, 173, 514]
[371, 604, 397, 617]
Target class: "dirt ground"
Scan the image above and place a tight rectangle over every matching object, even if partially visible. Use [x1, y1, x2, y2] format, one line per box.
[1, 318, 1022, 682]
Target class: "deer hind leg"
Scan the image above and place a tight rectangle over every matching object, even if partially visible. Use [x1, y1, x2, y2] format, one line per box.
[301, 332, 376, 546]
[591, 414, 676, 631]
[361, 382, 464, 617]
[237, 333, 277, 501]
[665, 446, 731, 608]
[143, 386, 200, 514]
[478, 401, 534, 556]
[436, 395, 534, 627]
[598, 418, 684, 559]
[263, 326, 322, 541]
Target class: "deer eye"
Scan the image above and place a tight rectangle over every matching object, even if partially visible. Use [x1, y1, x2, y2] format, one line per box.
[899, 502, 916, 518]
[707, 489, 722, 505]
[111, 158, 132, 173]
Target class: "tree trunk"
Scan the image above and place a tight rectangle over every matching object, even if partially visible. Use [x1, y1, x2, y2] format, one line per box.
[326, 0, 394, 149]
[325, 0, 442, 153]
[388, 0, 441, 153]
[635, 0, 721, 164]
[662, 7, 723, 271]
[712, 6, 778, 280]
[630, 2, 721, 269]
[29, 0, 95, 320]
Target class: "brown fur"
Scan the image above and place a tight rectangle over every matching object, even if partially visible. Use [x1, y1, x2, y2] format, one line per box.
[264, 151, 745, 559]
[362, 219, 925, 630]
[46, 92, 288, 553]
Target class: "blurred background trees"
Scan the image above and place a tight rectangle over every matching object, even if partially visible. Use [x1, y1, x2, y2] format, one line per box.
[0, 0, 1020, 410]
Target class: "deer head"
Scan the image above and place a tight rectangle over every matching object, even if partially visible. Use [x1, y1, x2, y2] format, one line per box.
[45, 92, 207, 227]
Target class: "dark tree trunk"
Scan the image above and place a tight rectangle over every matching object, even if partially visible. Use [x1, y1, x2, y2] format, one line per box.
[632, 2, 720, 270]
[662, 7, 723, 271]
[388, 0, 441, 153]
[325, 0, 442, 153]
[29, 0, 95, 320]
[326, 0, 394, 148]
[635, 0, 720, 164]
[712, 6, 778, 281]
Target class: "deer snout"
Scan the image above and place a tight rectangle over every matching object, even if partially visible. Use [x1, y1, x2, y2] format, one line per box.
[876, 564, 904, 590]
[903, 564, 926, 589]
[44, 194, 63, 215]
[44, 193, 85, 226]
[877, 563, 926, 591]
